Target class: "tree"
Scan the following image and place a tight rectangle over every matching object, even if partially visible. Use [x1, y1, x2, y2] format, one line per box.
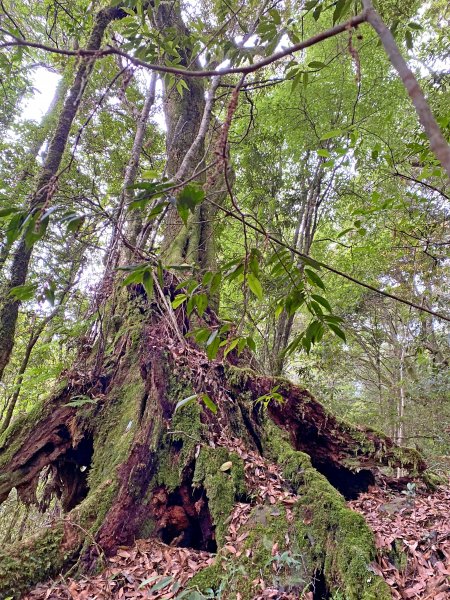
[0, 0, 448, 598]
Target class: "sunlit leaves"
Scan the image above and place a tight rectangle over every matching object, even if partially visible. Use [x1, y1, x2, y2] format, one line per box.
[119, 263, 154, 299]
[8, 283, 37, 301]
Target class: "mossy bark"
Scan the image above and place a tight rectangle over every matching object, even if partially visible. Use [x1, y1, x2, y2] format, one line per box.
[0, 6, 125, 383]
[0, 289, 428, 598]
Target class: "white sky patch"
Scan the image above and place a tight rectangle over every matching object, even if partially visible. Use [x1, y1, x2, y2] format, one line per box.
[21, 68, 61, 122]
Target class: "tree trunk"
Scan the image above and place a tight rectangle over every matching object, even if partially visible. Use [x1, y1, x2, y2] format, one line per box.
[0, 6, 124, 382]
[272, 158, 325, 375]
[0, 70, 71, 275]
[0, 283, 429, 599]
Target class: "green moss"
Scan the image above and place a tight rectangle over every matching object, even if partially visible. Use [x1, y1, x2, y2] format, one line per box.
[264, 423, 391, 600]
[422, 469, 445, 490]
[138, 517, 156, 538]
[187, 560, 224, 594]
[87, 368, 143, 491]
[223, 364, 255, 388]
[387, 538, 407, 572]
[156, 401, 204, 490]
[193, 447, 246, 546]
[189, 501, 315, 599]
[0, 524, 66, 599]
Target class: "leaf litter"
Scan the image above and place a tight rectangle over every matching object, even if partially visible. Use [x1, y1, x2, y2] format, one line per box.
[21, 433, 450, 599]
[349, 480, 450, 599]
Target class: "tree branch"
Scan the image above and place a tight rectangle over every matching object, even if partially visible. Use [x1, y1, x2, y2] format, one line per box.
[362, 0, 450, 178]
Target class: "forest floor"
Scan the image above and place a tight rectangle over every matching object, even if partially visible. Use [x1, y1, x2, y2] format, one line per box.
[21, 465, 450, 599]
[349, 481, 450, 599]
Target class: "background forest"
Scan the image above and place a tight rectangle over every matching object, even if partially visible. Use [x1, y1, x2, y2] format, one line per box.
[0, 0, 449, 597]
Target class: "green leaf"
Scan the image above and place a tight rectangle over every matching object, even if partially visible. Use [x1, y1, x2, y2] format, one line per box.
[311, 294, 331, 312]
[247, 273, 263, 300]
[312, 4, 322, 20]
[285, 289, 305, 316]
[337, 227, 354, 238]
[333, 0, 351, 24]
[187, 327, 209, 344]
[66, 214, 85, 233]
[405, 29, 413, 50]
[309, 300, 323, 317]
[172, 293, 188, 309]
[8, 283, 37, 301]
[327, 322, 347, 342]
[202, 393, 217, 414]
[6, 212, 26, 244]
[176, 183, 205, 225]
[142, 270, 154, 298]
[308, 61, 326, 69]
[248, 249, 261, 276]
[175, 394, 198, 412]
[305, 268, 326, 290]
[297, 255, 322, 270]
[246, 336, 256, 352]
[291, 70, 303, 92]
[0, 207, 19, 219]
[44, 286, 56, 306]
[224, 338, 239, 358]
[202, 271, 213, 286]
[65, 395, 98, 408]
[148, 576, 174, 592]
[210, 272, 222, 294]
[141, 169, 159, 179]
[320, 129, 344, 141]
[322, 314, 344, 324]
[317, 149, 330, 158]
[206, 329, 220, 359]
[305, 319, 322, 343]
[194, 293, 208, 317]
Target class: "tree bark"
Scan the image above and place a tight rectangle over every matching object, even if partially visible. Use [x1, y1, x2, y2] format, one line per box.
[0, 290, 426, 598]
[0, 6, 125, 382]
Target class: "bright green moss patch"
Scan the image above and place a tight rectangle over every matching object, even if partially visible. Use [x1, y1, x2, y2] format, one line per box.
[193, 447, 246, 546]
[87, 369, 143, 491]
[0, 524, 66, 599]
[264, 424, 391, 600]
[156, 401, 204, 490]
[188, 502, 315, 599]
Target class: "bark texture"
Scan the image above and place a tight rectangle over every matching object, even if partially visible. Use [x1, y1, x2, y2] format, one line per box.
[0, 6, 124, 382]
[0, 282, 428, 599]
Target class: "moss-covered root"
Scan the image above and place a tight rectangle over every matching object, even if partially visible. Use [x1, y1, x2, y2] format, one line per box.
[267, 428, 391, 600]
[0, 480, 116, 599]
[189, 435, 391, 599]
[0, 524, 67, 599]
[189, 487, 390, 600]
[189, 501, 315, 599]
[193, 447, 246, 546]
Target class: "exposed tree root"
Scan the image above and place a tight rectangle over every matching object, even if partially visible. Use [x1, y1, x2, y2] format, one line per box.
[0, 299, 430, 599]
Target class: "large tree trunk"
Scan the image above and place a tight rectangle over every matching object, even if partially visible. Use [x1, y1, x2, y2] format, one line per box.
[0, 281, 428, 599]
[0, 4, 438, 599]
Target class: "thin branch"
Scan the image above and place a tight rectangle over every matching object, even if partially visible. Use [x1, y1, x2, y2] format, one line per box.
[206, 198, 450, 323]
[0, 12, 368, 78]
[362, 0, 450, 177]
